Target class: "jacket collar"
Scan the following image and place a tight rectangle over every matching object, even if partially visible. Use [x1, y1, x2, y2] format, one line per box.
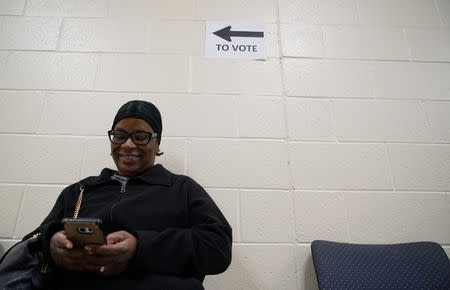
[80, 164, 172, 188]
[134, 164, 172, 185]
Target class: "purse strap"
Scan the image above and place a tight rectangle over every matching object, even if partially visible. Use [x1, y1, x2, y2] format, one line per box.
[39, 186, 84, 275]
[72, 186, 84, 218]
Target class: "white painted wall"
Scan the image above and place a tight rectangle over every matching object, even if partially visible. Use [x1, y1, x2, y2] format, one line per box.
[0, 0, 449, 289]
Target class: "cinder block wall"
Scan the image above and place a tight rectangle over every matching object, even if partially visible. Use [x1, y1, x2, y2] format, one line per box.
[0, 0, 449, 289]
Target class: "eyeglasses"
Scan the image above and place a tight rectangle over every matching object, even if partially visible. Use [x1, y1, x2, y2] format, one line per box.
[108, 130, 158, 145]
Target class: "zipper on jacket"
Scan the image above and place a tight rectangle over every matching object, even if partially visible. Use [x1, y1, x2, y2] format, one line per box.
[109, 180, 126, 225]
[111, 174, 129, 194]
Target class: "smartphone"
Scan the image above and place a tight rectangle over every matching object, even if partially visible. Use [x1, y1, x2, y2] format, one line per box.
[62, 218, 106, 248]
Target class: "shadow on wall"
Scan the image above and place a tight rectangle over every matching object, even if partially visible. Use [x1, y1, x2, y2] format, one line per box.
[204, 248, 319, 289]
[304, 255, 319, 290]
[204, 253, 259, 289]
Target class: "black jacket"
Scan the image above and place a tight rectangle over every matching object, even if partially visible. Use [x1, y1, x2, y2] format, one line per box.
[35, 164, 232, 289]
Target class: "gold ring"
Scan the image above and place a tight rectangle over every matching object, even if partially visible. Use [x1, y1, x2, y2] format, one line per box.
[99, 266, 105, 273]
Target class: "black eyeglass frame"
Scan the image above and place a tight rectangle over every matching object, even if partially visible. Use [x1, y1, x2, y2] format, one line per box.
[108, 129, 158, 145]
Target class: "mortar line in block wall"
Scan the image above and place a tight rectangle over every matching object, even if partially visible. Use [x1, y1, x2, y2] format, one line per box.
[230, 242, 450, 247]
[2, 134, 450, 145]
[1, 182, 447, 193]
[0, 49, 285, 62]
[0, 49, 188, 56]
[0, 183, 449, 196]
[0, 87, 190, 94]
[328, 99, 339, 142]
[2, 133, 450, 145]
[0, 14, 109, 19]
[384, 143, 397, 192]
[281, 95, 450, 102]
[306, 242, 450, 247]
[2, 88, 449, 103]
[286, 140, 450, 145]
[233, 95, 240, 138]
[55, 17, 65, 51]
[420, 100, 436, 143]
[0, 48, 449, 64]
[77, 138, 88, 180]
[0, 87, 287, 98]
[183, 138, 189, 176]
[1, 88, 449, 102]
[92, 51, 102, 90]
[0, 238, 22, 242]
[282, 55, 450, 64]
[275, 4, 303, 288]
[11, 186, 26, 239]
[184, 138, 191, 176]
[354, 0, 362, 24]
[433, 0, 445, 25]
[0, 241, 297, 246]
[0, 88, 259, 97]
[35, 92, 48, 134]
[343, 192, 352, 242]
[402, 27, 413, 61]
[288, 190, 450, 196]
[105, 0, 111, 18]
[0, 182, 70, 187]
[21, 0, 28, 16]
[0, 238, 447, 247]
[237, 189, 243, 243]
[320, 25, 328, 60]
[233, 242, 301, 246]
[187, 56, 192, 93]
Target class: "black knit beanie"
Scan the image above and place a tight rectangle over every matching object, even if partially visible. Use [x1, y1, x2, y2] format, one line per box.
[112, 100, 162, 144]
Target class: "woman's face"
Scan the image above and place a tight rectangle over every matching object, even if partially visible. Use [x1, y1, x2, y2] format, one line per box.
[110, 118, 159, 177]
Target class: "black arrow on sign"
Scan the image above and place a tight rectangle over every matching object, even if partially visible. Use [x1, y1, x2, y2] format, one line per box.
[213, 26, 264, 42]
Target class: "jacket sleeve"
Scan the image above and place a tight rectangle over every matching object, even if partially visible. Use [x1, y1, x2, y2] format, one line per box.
[132, 179, 232, 276]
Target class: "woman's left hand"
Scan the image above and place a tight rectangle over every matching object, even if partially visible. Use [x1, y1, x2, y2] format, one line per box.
[85, 230, 137, 276]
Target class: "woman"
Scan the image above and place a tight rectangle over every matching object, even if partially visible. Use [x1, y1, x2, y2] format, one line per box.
[32, 100, 232, 289]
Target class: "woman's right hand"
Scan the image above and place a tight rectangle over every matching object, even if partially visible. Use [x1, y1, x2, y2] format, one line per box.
[50, 230, 98, 272]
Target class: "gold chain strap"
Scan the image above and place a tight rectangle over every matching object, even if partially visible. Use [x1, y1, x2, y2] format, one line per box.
[31, 186, 84, 241]
[73, 186, 84, 218]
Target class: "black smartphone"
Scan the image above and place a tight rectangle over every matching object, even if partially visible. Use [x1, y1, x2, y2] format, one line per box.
[62, 218, 106, 248]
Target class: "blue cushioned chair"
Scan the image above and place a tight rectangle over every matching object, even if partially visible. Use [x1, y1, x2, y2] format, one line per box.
[311, 240, 450, 289]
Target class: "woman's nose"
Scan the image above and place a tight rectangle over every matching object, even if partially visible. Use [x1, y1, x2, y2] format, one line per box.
[121, 136, 136, 147]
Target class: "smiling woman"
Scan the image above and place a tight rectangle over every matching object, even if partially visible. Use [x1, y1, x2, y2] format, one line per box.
[109, 118, 160, 177]
[23, 100, 232, 289]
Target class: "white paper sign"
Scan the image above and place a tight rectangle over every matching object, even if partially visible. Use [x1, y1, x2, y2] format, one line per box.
[205, 21, 265, 59]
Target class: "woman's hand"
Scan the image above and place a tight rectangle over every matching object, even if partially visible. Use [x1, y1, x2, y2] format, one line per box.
[50, 230, 138, 276]
[50, 230, 99, 272]
[85, 230, 138, 276]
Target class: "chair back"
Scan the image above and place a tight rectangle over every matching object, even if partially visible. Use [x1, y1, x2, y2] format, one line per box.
[311, 240, 450, 289]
